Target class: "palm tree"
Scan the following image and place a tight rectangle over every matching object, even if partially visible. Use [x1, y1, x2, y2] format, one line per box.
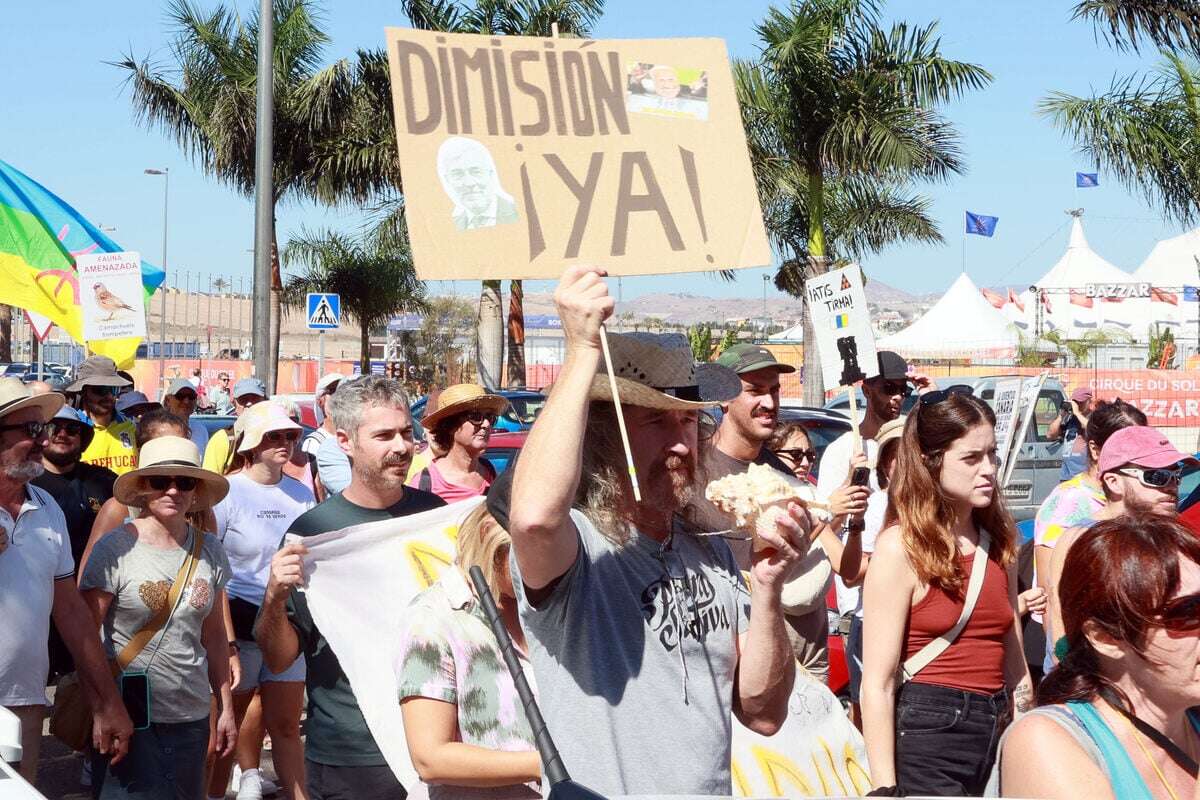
[397, 0, 605, 389]
[115, 0, 345, 392]
[1070, 0, 1200, 53]
[282, 228, 429, 368]
[737, 0, 990, 404]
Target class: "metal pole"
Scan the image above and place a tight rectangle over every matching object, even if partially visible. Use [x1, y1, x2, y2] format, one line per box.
[251, 0, 274, 383]
[145, 168, 169, 388]
[318, 330, 325, 377]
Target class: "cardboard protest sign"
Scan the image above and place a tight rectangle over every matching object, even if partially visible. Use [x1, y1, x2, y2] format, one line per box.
[1003, 373, 1049, 488]
[805, 265, 878, 393]
[385, 28, 771, 280]
[991, 377, 1023, 475]
[76, 251, 146, 342]
[299, 499, 868, 797]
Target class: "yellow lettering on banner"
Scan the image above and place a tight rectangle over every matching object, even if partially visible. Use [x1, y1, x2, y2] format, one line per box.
[843, 743, 872, 795]
[406, 543, 454, 589]
[815, 737, 847, 796]
[751, 745, 815, 796]
[730, 758, 750, 797]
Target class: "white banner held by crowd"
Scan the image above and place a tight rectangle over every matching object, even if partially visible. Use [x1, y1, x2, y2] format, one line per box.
[296, 499, 869, 797]
[805, 265, 878, 393]
[76, 251, 146, 342]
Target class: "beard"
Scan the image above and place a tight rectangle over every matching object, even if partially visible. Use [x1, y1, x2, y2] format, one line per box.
[1124, 487, 1176, 517]
[44, 446, 81, 469]
[5, 460, 44, 482]
[654, 452, 696, 510]
[356, 453, 410, 492]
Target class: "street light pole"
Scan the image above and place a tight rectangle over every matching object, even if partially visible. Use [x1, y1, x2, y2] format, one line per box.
[145, 168, 169, 396]
[762, 274, 770, 335]
[251, 0, 274, 388]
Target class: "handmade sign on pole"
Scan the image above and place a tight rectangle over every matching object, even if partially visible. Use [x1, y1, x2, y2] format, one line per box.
[76, 251, 147, 342]
[805, 265, 879, 394]
[384, 28, 771, 279]
[991, 377, 1023, 475]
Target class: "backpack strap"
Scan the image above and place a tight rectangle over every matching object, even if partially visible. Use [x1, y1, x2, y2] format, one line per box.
[115, 528, 204, 673]
[418, 468, 432, 493]
[901, 529, 991, 681]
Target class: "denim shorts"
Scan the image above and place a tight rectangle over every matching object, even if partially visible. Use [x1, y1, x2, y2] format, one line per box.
[91, 717, 209, 799]
[894, 682, 1011, 796]
[846, 615, 864, 702]
[234, 638, 306, 692]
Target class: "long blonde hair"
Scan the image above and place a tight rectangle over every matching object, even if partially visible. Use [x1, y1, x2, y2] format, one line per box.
[886, 393, 1016, 597]
[455, 504, 513, 601]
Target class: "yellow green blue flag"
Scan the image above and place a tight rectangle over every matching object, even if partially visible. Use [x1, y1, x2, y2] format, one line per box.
[0, 158, 165, 368]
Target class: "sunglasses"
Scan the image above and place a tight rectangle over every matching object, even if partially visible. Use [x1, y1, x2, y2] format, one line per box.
[85, 386, 120, 397]
[47, 420, 85, 438]
[145, 475, 198, 492]
[1116, 465, 1182, 489]
[1159, 592, 1200, 632]
[919, 384, 975, 407]
[263, 430, 300, 444]
[775, 448, 816, 463]
[880, 380, 913, 398]
[0, 421, 46, 440]
[464, 411, 498, 427]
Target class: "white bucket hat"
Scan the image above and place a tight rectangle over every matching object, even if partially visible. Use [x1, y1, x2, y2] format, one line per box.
[0, 377, 63, 423]
[113, 436, 229, 508]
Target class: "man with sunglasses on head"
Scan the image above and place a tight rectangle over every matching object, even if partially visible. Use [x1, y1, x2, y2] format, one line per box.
[67, 355, 137, 476]
[33, 407, 118, 682]
[1046, 425, 1197, 655]
[0, 379, 133, 785]
[203, 377, 267, 473]
[408, 383, 507, 503]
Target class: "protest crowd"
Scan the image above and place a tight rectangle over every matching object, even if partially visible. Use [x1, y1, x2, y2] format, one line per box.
[0, 263, 1198, 800]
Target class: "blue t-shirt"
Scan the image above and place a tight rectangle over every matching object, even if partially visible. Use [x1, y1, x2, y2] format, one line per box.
[315, 434, 352, 494]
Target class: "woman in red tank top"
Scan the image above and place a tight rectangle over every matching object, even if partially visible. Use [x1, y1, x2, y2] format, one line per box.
[860, 389, 1032, 796]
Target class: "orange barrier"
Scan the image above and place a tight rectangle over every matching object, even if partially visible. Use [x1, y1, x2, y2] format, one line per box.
[131, 358, 360, 399]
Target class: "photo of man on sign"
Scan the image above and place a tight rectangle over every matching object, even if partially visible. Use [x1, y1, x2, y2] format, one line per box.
[436, 136, 520, 231]
[626, 63, 710, 120]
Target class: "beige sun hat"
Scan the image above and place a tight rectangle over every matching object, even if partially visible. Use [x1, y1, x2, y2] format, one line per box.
[581, 332, 741, 410]
[113, 436, 229, 508]
[422, 384, 510, 429]
[233, 401, 302, 453]
[0, 377, 64, 423]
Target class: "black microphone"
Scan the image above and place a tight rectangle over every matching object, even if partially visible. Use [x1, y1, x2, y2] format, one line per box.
[468, 566, 606, 800]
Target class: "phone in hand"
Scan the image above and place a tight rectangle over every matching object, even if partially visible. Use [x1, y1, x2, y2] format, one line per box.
[851, 466, 870, 487]
[119, 671, 151, 730]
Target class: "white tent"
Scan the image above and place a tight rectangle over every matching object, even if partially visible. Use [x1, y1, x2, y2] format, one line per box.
[1134, 227, 1200, 286]
[768, 322, 804, 343]
[876, 273, 1023, 359]
[1034, 217, 1129, 288]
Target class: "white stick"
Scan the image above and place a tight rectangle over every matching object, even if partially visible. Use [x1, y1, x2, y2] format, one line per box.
[598, 324, 641, 502]
[847, 383, 863, 457]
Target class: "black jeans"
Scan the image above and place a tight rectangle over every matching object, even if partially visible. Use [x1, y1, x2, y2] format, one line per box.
[306, 760, 408, 800]
[894, 682, 1011, 796]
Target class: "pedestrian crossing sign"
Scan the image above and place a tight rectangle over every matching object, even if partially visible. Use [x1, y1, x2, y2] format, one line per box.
[307, 293, 341, 329]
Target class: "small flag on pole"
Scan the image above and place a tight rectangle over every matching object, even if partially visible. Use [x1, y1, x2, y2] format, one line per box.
[965, 211, 999, 237]
[1185, 286, 1199, 303]
[1076, 172, 1099, 188]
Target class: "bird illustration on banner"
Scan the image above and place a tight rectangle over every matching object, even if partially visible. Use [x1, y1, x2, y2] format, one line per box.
[0, 158, 165, 367]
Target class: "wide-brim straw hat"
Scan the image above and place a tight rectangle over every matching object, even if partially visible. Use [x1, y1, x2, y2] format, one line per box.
[422, 384, 510, 429]
[0, 377, 64, 423]
[65, 355, 133, 393]
[580, 332, 741, 411]
[113, 436, 229, 508]
[234, 401, 303, 453]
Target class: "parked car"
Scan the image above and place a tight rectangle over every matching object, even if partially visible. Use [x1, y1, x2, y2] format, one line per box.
[410, 389, 547, 441]
[823, 375, 1068, 521]
[20, 371, 68, 391]
[482, 430, 527, 475]
[2, 363, 32, 378]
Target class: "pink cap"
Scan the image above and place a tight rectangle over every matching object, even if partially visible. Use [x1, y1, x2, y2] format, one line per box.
[1071, 386, 1093, 403]
[1098, 426, 1199, 475]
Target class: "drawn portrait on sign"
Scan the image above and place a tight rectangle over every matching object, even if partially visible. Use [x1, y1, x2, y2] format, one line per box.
[626, 63, 710, 121]
[435, 136, 519, 231]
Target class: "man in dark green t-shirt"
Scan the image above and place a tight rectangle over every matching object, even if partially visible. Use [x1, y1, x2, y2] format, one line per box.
[256, 376, 444, 799]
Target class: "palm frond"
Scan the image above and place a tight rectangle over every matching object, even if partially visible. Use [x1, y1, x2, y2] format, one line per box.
[1073, 0, 1200, 54]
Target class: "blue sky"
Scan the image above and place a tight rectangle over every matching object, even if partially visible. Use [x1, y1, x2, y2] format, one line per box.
[2, 1, 1184, 303]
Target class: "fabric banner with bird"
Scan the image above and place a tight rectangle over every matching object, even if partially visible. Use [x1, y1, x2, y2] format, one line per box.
[0, 158, 165, 367]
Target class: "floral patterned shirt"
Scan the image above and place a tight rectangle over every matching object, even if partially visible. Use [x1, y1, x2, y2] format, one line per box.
[1034, 472, 1106, 549]
[396, 567, 539, 799]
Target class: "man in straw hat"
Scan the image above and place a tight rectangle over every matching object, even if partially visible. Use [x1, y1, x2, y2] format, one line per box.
[505, 266, 807, 796]
[408, 383, 507, 503]
[0, 379, 133, 782]
[67, 355, 136, 476]
[256, 375, 445, 800]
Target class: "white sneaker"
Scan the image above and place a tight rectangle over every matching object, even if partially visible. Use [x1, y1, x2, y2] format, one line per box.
[236, 768, 264, 800]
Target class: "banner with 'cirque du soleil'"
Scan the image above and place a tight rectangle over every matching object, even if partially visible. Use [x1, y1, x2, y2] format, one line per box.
[385, 28, 772, 280]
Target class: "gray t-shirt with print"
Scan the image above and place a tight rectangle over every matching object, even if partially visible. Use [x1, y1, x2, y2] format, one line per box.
[80, 526, 230, 723]
[510, 509, 751, 797]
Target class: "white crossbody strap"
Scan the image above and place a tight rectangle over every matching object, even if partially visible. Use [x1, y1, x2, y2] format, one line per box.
[901, 529, 992, 682]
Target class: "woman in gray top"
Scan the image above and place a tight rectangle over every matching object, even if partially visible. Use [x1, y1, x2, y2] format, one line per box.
[81, 436, 235, 799]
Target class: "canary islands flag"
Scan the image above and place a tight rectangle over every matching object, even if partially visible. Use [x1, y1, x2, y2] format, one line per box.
[0, 159, 165, 367]
[834, 313, 851, 329]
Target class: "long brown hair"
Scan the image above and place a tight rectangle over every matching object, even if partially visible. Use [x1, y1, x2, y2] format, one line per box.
[1040, 516, 1200, 706]
[886, 393, 1017, 596]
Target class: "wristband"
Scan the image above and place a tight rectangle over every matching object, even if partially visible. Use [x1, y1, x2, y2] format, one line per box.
[228, 641, 240, 652]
